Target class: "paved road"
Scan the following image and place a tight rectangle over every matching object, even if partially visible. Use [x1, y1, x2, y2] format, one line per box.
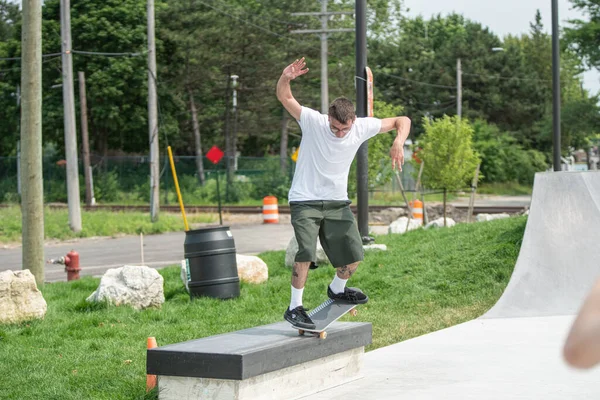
[1, 223, 294, 282]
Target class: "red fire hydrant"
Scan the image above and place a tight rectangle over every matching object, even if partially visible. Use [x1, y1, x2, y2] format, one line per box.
[48, 250, 81, 281]
[64, 250, 81, 281]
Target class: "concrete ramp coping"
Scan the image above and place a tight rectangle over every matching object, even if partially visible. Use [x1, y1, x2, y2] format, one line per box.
[147, 321, 372, 399]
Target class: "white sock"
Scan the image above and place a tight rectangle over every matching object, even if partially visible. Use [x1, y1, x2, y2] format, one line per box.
[289, 286, 304, 310]
[329, 275, 348, 294]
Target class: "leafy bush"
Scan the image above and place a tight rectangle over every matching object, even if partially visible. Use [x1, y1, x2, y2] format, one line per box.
[95, 170, 121, 202]
[472, 120, 548, 185]
[250, 163, 291, 200]
[419, 115, 480, 191]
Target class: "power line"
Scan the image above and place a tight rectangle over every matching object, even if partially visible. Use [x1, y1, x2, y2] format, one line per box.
[193, 0, 323, 53]
[72, 50, 142, 57]
[376, 71, 456, 89]
[0, 50, 140, 61]
[0, 52, 62, 61]
[462, 71, 551, 82]
[0, 55, 61, 73]
[195, 0, 289, 39]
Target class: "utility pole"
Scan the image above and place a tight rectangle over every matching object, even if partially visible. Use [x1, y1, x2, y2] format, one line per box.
[292, 1, 353, 113]
[147, 0, 160, 221]
[551, 0, 562, 171]
[355, 0, 370, 243]
[16, 85, 21, 196]
[457, 58, 462, 119]
[60, 0, 82, 231]
[21, 0, 45, 285]
[78, 71, 93, 206]
[231, 74, 239, 173]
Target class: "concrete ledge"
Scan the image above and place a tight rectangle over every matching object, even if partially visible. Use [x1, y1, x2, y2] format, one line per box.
[147, 321, 372, 380]
[157, 347, 364, 400]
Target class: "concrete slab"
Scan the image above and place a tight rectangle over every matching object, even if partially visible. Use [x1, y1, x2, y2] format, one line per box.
[306, 171, 600, 399]
[157, 347, 363, 400]
[306, 316, 600, 399]
[147, 321, 371, 380]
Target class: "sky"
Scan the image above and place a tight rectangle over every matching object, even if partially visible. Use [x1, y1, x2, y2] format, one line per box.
[403, 0, 600, 94]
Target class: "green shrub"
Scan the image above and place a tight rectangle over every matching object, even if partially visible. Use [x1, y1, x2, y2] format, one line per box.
[95, 170, 121, 202]
[472, 120, 548, 185]
[250, 163, 291, 200]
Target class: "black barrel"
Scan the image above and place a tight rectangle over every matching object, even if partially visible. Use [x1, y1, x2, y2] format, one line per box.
[184, 226, 240, 299]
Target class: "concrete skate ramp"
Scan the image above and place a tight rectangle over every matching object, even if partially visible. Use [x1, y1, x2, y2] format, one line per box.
[485, 171, 600, 318]
[305, 171, 600, 400]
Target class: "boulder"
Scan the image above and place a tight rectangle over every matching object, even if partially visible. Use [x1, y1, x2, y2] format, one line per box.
[0, 270, 47, 324]
[476, 213, 510, 222]
[425, 217, 457, 229]
[285, 236, 331, 267]
[236, 254, 268, 284]
[388, 217, 422, 234]
[87, 265, 164, 310]
[371, 207, 407, 224]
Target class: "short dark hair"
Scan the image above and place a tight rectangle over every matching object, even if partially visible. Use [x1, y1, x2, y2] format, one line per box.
[328, 97, 355, 123]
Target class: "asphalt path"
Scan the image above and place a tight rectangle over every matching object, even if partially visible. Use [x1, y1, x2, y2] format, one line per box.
[1, 223, 294, 282]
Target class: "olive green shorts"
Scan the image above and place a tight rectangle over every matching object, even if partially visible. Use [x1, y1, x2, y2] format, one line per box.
[290, 200, 364, 268]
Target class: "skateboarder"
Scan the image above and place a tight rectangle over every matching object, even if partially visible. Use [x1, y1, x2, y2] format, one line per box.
[277, 57, 411, 329]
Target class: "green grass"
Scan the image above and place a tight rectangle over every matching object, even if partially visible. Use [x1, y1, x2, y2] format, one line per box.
[0, 207, 216, 244]
[477, 182, 533, 196]
[0, 216, 526, 399]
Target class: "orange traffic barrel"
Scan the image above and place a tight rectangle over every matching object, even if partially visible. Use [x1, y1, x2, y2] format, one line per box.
[263, 196, 279, 224]
[410, 199, 423, 225]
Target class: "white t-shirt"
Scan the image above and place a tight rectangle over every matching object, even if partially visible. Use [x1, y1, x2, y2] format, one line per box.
[288, 106, 382, 202]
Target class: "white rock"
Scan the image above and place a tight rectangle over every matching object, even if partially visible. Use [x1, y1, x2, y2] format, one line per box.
[363, 244, 387, 251]
[388, 217, 422, 234]
[0, 270, 47, 324]
[87, 265, 164, 310]
[476, 213, 511, 222]
[425, 217, 456, 229]
[285, 236, 331, 267]
[180, 260, 190, 293]
[236, 254, 268, 284]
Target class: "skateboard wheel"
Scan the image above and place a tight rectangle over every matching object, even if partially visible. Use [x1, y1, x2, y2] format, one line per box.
[319, 331, 327, 339]
[350, 309, 358, 317]
[298, 330, 305, 336]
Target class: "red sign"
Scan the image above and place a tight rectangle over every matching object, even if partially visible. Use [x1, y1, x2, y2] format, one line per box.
[206, 146, 224, 164]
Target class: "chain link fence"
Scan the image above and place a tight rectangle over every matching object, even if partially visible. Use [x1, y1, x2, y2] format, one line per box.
[0, 155, 419, 205]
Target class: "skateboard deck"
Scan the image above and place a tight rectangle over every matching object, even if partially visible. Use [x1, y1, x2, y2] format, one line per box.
[291, 288, 362, 339]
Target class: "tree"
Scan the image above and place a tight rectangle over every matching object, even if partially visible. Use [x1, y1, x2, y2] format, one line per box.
[0, 0, 21, 156]
[565, 0, 600, 70]
[471, 119, 547, 185]
[0, 0, 19, 41]
[419, 115, 480, 225]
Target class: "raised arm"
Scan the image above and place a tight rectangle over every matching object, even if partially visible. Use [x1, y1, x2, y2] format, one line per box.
[379, 116, 411, 171]
[276, 58, 309, 121]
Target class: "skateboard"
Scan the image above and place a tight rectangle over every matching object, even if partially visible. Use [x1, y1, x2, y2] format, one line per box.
[291, 288, 362, 339]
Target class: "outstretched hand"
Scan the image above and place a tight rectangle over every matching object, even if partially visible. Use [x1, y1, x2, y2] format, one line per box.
[282, 57, 309, 81]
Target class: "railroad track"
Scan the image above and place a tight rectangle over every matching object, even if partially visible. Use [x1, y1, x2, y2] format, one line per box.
[2, 203, 528, 214]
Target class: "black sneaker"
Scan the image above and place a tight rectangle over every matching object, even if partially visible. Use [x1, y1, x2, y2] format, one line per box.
[327, 286, 369, 304]
[284, 306, 316, 329]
